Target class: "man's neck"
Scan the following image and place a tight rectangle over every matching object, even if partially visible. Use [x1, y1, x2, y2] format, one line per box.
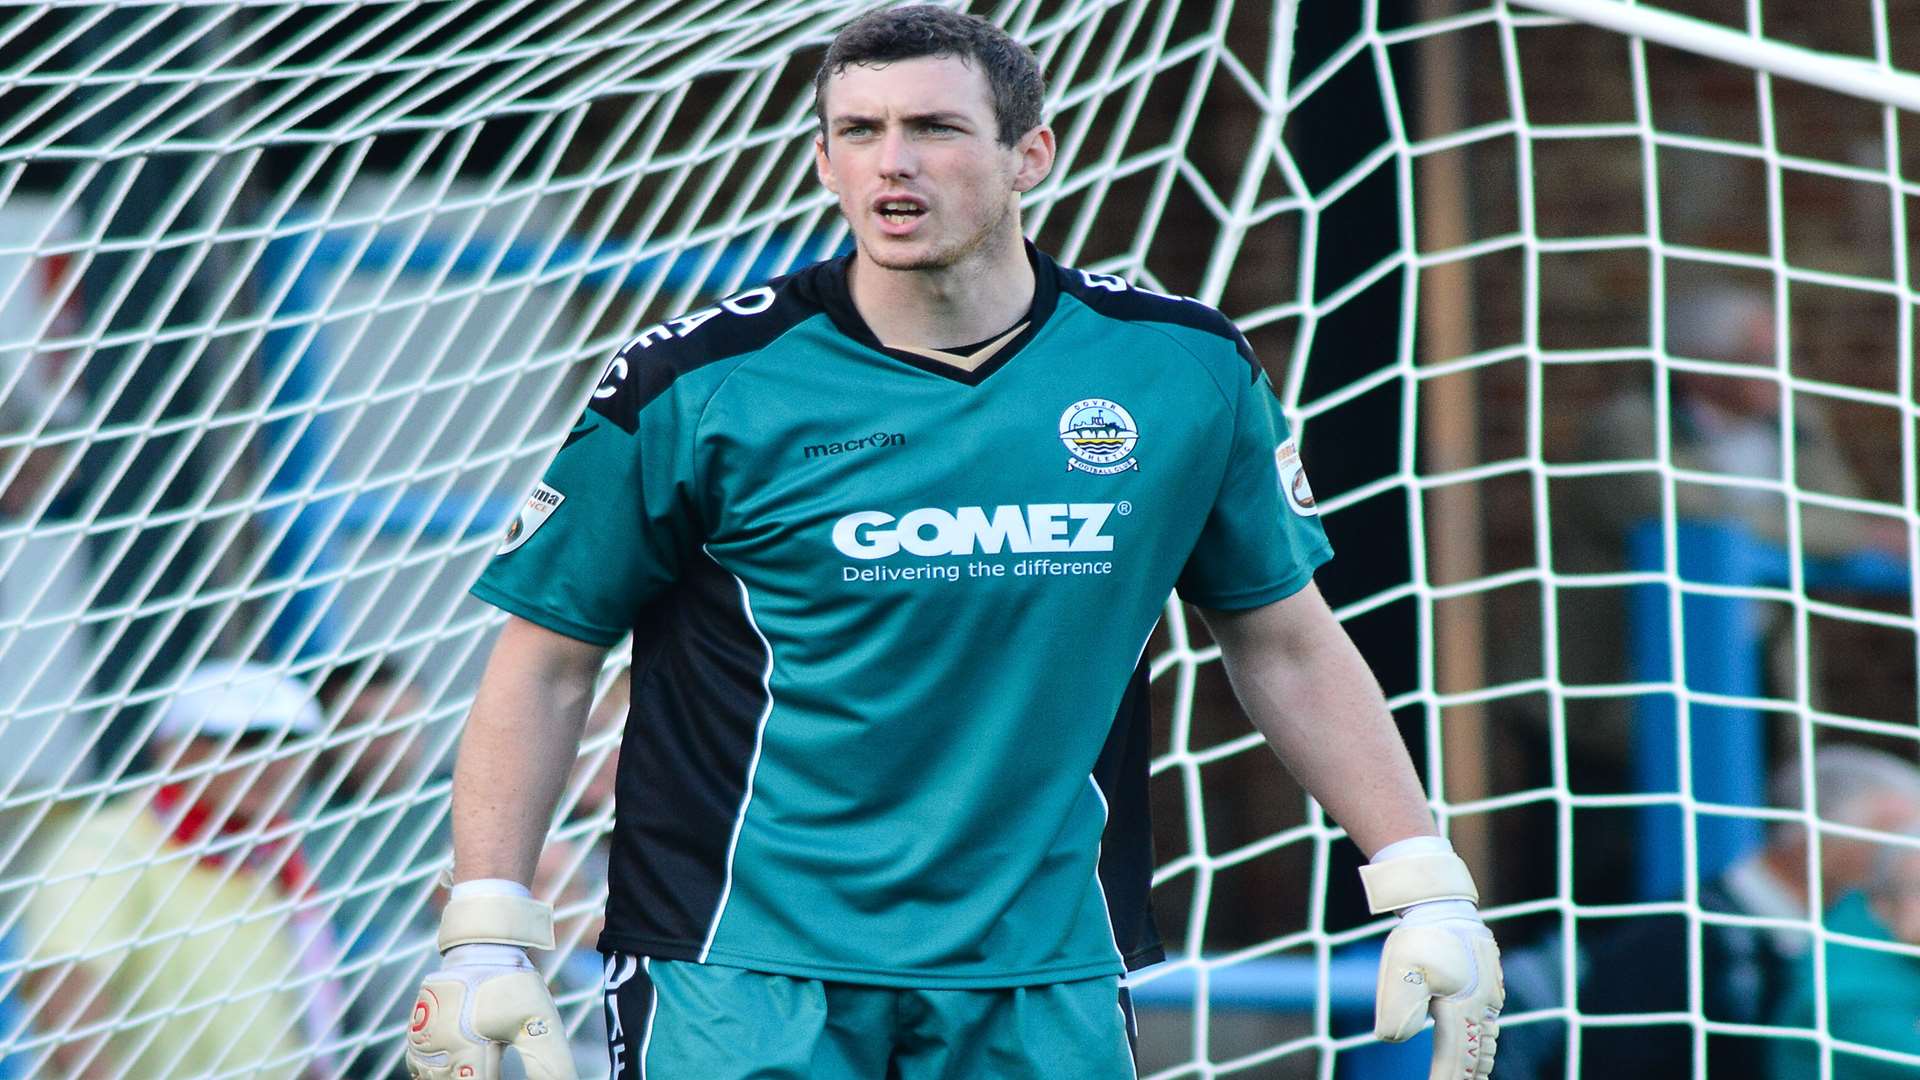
[848, 233, 1035, 350]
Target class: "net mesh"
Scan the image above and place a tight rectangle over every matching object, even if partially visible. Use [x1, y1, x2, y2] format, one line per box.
[2, 1, 1918, 1078]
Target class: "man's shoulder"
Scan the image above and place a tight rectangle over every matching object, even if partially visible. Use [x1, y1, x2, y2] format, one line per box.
[586, 261, 835, 432]
[1045, 255, 1259, 383]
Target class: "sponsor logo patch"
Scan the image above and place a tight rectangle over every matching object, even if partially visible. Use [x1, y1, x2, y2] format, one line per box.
[1059, 398, 1140, 474]
[498, 483, 564, 555]
[1275, 439, 1317, 517]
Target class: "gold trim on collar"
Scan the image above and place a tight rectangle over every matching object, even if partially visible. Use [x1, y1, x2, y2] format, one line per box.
[886, 321, 1031, 373]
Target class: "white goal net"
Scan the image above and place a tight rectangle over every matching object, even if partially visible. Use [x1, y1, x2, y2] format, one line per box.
[2, 1, 1918, 1078]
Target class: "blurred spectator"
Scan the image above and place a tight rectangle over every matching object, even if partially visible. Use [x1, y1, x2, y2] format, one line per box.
[1770, 815, 1920, 1079]
[18, 660, 336, 1079]
[1497, 745, 1920, 1078]
[0, 207, 95, 910]
[1, 218, 97, 1080]
[303, 659, 624, 1076]
[303, 660, 446, 1077]
[1560, 284, 1894, 566]
[1545, 285, 1903, 900]
[315, 660, 434, 803]
[1555, 284, 1897, 696]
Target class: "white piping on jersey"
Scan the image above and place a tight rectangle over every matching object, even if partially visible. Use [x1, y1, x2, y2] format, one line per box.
[638, 955, 658, 1079]
[699, 548, 777, 962]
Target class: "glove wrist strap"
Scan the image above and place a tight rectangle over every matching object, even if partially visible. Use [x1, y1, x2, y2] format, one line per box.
[438, 893, 556, 952]
[1358, 851, 1479, 914]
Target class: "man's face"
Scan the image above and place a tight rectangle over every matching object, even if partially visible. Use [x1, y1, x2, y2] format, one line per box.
[814, 54, 1051, 273]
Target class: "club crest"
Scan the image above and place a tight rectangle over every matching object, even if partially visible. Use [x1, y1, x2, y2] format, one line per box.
[1059, 398, 1140, 475]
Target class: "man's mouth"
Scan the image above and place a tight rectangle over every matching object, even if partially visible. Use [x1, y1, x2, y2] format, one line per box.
[876, 198, 926, 225]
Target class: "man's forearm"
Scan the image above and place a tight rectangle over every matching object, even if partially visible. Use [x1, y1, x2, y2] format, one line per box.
[1204, 584, 1437, 857]
[451, 617, 605, 886]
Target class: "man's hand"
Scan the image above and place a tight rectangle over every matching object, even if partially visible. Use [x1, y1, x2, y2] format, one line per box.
[1361, 842, 1504, 1080]
[406, 889, 576, 1080]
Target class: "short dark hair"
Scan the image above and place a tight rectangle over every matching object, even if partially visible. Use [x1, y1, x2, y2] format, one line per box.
[814, 5, 1045, 146]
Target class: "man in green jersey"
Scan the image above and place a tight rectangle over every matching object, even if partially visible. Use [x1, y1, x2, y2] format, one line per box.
[404, 7, 1502, 1080]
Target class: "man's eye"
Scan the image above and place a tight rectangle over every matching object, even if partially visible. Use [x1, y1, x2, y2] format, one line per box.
[842, 125, 872, 137]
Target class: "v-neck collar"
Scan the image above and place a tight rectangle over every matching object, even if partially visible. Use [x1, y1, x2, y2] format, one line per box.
[813, 240, 1060, 386]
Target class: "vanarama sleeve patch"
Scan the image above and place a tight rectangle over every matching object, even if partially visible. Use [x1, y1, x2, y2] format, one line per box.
[498, 483, 565, 555]
[1274, 439, 1318, 517]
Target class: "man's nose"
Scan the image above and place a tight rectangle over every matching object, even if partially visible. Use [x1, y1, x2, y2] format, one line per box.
[877, 128, 915, 178]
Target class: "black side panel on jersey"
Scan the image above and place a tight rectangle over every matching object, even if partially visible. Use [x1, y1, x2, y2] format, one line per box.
[1093, 655, 1165, 971]
[1048, 254, 1262, 383]
[601, 549, 768, 958]
[583, 269, 828, 436]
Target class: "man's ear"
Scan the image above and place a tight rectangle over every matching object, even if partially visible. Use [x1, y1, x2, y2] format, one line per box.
[1011, 124, 1055, 194]
[814, 135, 838, 195]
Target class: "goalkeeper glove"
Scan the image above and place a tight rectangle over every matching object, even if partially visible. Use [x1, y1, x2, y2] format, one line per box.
[1359, 836, 1504, 1080]
[406, 881, 576, 1080]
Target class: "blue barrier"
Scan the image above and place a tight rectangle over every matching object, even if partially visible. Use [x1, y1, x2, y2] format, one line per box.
[1128, 952, 1377, 1010]
[1128, 949, 1427, 1078]
[1628, 519, 1910, 899]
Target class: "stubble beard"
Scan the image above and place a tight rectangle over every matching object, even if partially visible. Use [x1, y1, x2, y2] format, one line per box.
[858, 193, 1017, 273]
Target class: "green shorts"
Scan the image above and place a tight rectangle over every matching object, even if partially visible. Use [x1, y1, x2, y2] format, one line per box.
[602, 952, 1138, 1079]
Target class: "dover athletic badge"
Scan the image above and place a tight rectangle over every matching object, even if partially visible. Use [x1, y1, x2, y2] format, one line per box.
[1059, 398, 1140, 475]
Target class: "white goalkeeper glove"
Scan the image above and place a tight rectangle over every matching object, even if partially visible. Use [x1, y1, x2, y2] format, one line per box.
[1359, 836, 1504, 1080]
[406, 880, 577, 1080]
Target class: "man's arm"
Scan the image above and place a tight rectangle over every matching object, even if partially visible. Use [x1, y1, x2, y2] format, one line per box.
[1202, 581, 1503, 1080]
[406, 616, 603, 1080]
[450, 616, 607, 886]
[1199, 580, 1433, 855]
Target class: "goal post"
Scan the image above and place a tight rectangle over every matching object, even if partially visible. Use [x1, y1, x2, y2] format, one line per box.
[2, 2, 1919, 1078]
[1514, 0, 1920, 112]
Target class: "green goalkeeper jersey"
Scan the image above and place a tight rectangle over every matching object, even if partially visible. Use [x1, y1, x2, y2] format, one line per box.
[472, 244, 1332, 987]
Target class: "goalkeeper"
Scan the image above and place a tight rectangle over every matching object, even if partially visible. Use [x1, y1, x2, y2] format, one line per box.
[405, 6, 1502, 1079]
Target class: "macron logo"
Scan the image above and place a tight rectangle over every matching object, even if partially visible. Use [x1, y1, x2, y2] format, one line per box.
[832, 504, 1117, 560]
[805, 432, 906, 458]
